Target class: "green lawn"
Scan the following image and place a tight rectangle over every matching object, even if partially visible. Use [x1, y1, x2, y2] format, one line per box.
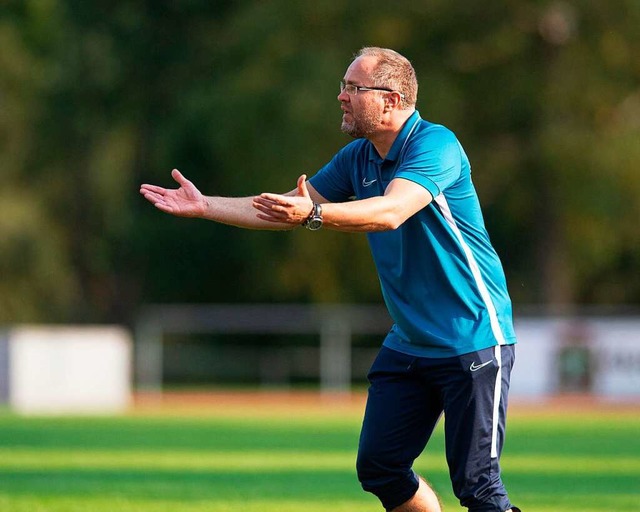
[0, 404, 638, 511]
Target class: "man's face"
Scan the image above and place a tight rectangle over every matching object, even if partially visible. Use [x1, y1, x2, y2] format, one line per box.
[339, 56, 384, 139]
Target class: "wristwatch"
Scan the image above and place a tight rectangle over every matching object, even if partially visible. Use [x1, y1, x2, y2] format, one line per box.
[302, 203, 323, 231]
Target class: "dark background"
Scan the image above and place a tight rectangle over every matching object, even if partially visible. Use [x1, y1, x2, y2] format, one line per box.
[2, 0, 639, 329]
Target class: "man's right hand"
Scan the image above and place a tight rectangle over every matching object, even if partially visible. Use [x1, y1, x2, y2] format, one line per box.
[140, 169, 208, 218]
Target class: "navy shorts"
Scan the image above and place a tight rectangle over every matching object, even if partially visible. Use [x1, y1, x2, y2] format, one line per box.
[356, 344, 516, 512]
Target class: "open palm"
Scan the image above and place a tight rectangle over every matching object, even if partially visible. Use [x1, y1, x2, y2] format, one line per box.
[140, 169, 207, 218]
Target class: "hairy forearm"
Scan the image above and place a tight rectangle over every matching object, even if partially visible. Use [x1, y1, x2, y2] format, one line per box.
[253, 178, 431, 232]
[319, 178, 433, 233]
[321, 196, 408, 232]
[203, 196, 295, 230]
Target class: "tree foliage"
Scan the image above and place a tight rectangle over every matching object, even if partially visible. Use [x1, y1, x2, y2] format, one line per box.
[1, 0, 639, 324]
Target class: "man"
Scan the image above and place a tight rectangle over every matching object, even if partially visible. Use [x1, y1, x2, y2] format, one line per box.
[140, 47, 521, 512]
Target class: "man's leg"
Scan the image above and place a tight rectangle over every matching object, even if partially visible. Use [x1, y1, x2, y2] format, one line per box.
[391, 479, 519, 512]
[356, 347, 443, 511]
[390, 477, 441, 512]
[439, 345, 517, 512]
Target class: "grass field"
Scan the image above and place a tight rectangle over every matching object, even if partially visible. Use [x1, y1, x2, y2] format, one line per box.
[0, 393, 638, 512]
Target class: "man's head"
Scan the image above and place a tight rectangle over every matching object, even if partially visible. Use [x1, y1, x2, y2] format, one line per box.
[339, 47, 418, 139]
[353, 47, 418, 109]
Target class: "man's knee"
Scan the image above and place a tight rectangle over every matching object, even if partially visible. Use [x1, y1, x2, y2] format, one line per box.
[459, 491, 513, 512]
[356, 449, 420, 511]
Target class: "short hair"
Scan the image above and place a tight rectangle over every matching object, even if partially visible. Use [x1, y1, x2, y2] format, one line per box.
[354, 47, 418, 109]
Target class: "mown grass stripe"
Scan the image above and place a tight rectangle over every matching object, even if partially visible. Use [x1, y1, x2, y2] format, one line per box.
[0, 449, 638, 476]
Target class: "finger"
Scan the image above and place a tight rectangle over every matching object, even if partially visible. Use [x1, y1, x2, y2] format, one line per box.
[256, 213, 287, 223]
[252, 196, 269, 205]
[253, 200, 287, 217]
[141, 191, 172, 211]
[252, 199, 269, 213]
[253, 196, 282, 209]
[258, 193, 293, 206]
[297, 174, 309, 198]
[252, 201, 273, 214]
[171, 168, 190, 186]
[140, 184, 167, 194]
[141, 190, 165, 203]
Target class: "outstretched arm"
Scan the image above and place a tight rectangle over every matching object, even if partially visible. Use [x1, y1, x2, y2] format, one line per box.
[140, 169, 306, 230]
[254, 177, 432, 232]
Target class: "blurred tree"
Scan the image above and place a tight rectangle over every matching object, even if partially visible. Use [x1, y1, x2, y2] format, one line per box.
[0, 0, 638, 325]
[446, 0, 640, 307]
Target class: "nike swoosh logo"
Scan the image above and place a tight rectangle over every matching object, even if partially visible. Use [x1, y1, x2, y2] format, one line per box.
[362, 177, 377, 187]
[470, 360, 493, 372]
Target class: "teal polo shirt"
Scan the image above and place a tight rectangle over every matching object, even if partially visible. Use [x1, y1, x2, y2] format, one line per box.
[309, 111, 516, 357]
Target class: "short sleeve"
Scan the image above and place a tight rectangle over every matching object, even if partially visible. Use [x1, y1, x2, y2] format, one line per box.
[394, 126, 462, 198]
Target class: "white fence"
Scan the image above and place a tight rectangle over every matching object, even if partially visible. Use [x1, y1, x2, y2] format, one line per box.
[1, 306, 638, 415]
[135, 304, 640, 401]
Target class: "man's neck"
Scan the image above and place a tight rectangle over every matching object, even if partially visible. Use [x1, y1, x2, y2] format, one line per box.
[368, 110, 415, 159]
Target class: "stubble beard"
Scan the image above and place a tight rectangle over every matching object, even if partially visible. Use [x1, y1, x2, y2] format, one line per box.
[341, 105, 382, 139]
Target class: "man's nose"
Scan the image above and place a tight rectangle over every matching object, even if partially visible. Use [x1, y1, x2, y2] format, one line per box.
[338, 90, 350, 102]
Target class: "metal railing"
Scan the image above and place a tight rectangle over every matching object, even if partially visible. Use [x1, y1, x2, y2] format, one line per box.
[135, 303, 392, 395]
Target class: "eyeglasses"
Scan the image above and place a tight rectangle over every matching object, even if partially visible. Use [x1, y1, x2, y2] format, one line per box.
[340, 80, 405, 99]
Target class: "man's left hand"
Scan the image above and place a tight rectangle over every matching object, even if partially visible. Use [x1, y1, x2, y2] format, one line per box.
[253, 175, 314, 225]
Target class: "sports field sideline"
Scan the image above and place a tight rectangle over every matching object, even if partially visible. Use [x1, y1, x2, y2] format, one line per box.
[0, 390, 638, 512]
[131, 389, 639, 416]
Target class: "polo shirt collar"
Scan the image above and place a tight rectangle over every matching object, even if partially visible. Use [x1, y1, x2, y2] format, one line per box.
[368, 110, 422, 163]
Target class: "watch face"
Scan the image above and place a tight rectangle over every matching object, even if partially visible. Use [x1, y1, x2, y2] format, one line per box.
[307, 218, 323, 230]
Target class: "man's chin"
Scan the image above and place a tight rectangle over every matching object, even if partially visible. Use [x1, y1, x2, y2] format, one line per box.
[341, 122, 363, 139]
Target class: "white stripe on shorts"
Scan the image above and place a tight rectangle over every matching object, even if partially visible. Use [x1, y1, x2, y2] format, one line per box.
[491, 344, 503, 458]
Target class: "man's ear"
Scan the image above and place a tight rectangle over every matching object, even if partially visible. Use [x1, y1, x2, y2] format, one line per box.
[385, 91, 402, 111]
